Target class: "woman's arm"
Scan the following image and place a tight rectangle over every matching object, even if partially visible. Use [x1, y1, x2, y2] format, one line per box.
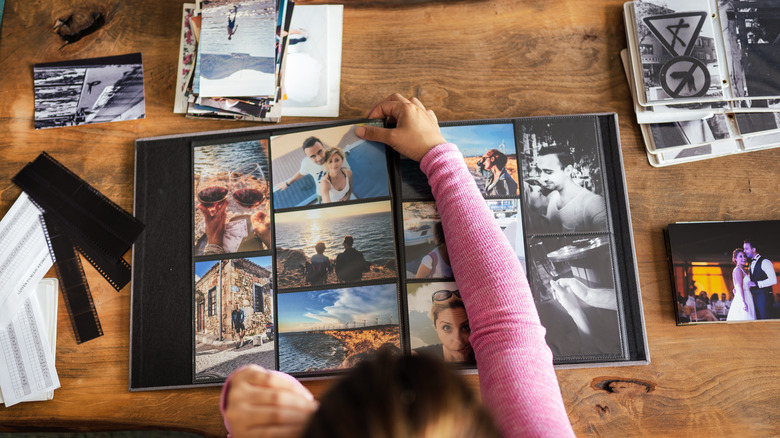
[320, 178, 331, 203]
[415, 254, 433, 278]
[358, 94, 574, 438]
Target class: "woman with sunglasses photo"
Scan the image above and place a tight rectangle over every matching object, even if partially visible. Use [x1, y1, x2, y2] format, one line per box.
[414, 289, 475, 363]
[220, 94, 575, 438]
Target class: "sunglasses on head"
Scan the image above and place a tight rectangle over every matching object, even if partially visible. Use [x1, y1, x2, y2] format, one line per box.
[432, 289, 461, 302]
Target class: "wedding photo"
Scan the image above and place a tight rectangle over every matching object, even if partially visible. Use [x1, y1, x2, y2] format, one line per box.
[667, 220, 780, 325]
[276, 284, 400, 374]
[270, 123, 390, 209]
[193, 139, 271, 256]
[274, 200, 397, 289]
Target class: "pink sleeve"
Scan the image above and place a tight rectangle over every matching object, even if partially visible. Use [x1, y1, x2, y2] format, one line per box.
[420, 143, 574, 437]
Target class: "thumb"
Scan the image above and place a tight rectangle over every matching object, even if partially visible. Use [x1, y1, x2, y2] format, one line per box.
[356, 125, 393, 145]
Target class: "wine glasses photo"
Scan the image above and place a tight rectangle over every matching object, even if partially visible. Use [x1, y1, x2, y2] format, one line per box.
[230, 162, 268, 212]
[197, 170, 229, 212]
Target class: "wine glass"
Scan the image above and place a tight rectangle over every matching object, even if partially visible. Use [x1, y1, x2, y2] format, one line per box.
[197, 170, 229, 212]
[230, 162, 268, 212]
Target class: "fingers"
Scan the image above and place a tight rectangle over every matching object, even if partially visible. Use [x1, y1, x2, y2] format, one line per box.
[238, 366, 315, 401]
[366, 100, 406, 121]
[356, 124, 393, 145]
[366, 93, 411, 119]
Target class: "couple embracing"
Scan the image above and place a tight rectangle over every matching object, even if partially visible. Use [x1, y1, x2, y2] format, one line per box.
[729, 239, 777, 321]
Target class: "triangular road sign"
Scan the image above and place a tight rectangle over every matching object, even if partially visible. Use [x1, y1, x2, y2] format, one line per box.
[643, 12, 708, 57]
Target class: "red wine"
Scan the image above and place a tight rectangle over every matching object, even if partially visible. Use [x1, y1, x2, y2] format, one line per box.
[233, 188, 264, 208]
[198, 186, 228, 207]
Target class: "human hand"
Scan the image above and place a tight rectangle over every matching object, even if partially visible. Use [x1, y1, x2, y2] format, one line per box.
[553, 277, 618, 311]
[748, 281, 757, 288]
[356, 93, 446, 162]
[275, 181, 288, 191]
[224, 365, 319, 438]
[251, 210, 272, 248]
[198, 200, 228, 246]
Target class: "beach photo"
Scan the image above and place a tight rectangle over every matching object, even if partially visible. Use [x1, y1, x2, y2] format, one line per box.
[199, 0, 276, 98]
[400, 123, 519, 200]
[270, 123, 390, 209]
[518, 117, 608, 235]
[274, 200, 397, 289]
[277, 284, 400, 373]
[194, 256, 275, 381]
[194, 139, 271, 256]
[33, 53, 145, 129]
[406, 282, 474, 365]
[526, 235, 623, 361]
[667, 220, 780, 325]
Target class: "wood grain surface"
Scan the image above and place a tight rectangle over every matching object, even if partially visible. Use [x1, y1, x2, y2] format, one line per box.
[1, 0, 779, 436]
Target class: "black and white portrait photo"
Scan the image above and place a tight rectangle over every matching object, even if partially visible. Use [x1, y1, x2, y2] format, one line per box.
[33, 53, 145, 129]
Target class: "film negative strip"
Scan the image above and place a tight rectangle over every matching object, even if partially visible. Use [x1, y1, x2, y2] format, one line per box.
[43, 214, 103, 344]
[12, 152, 142, 291]
[12, 152, 145, 262]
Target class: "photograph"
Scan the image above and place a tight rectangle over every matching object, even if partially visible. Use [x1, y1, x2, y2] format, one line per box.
[719, 0, 780, 99]
[277, 284, 400, 373]
[197, 97, 269, 118]
[194, 256, 274, 381]
[526, 235, 624, 360]
[274, 200, 397, 289]
[402, 200, 525, 279]
[634, 0, 722, 102]
[33, 53, 145, 129]
[651, 139, 740, 165]
[406, 281, 475, 365]
[174, 4, 197, 114]
[647, 115, 731, 150]
[735, 111, 780, 136]
[518, 117, 609, 235]
[667, 220, 780, 325]
[198, 0, 276, 98]
[193, 139, 271, 256]
[271, 123, 390, 209]
[400, 123, 519, 200]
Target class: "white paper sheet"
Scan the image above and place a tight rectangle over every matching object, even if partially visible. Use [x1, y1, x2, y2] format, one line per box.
[0, 279, 60, 406]
[0, 192, 54, 328]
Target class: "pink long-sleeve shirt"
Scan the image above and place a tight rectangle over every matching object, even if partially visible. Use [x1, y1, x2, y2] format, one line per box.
[420, 143, 574, 437]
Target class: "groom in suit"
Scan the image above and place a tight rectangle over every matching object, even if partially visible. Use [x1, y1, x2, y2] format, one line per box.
[743, 239, 778, 320]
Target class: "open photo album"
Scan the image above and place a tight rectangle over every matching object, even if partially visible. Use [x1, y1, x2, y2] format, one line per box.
[130, 114, 648, 390]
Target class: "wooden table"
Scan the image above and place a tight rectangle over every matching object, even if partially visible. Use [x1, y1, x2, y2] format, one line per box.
[1, 0, 778, 436]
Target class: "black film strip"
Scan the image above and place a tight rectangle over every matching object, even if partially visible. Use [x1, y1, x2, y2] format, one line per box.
[13, 152, 142, 290]
[44, 214, 103, 344]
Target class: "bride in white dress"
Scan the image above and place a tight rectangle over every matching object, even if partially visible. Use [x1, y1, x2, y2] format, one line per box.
[727, 248, 756, 321]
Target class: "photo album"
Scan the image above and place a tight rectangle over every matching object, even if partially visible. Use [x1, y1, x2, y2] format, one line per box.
[130, 114, 648, 390]
[622, 0, 780, 166]
[665, 220, 780, 325]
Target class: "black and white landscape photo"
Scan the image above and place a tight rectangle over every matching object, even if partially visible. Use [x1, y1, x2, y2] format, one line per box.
[33, 53, 145, 129]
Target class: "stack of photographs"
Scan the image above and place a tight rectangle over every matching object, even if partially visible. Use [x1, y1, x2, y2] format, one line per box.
[623, 0, 780, 166]
[131, 114, 648, 389]
[173, 0, 294, 122]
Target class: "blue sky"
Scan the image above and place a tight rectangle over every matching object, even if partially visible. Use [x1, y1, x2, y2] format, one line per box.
[278, 284, 399, 332]
[440, 123, 515, 158]
[194, 256, 272, 279]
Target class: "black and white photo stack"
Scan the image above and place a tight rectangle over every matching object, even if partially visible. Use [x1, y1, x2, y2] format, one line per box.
[622, 0, 780, 166]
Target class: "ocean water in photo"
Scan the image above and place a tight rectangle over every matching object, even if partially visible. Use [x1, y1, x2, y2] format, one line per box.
[276, 211, 395, 262]
[279, 331, 347, 372]
[194, 140, 268, 176]
[200, 0, 275, 58]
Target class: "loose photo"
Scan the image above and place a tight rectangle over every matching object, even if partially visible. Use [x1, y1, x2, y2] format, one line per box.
[667, 220, 780, 325]
[198, 0, 276, 97]
[406, 281, 474, 365]
[647, 115, 731, 150]
[274, 200, 397, 289]
[277, 284, 400, 373]
[518, 117, 608, 234]
[271, 123, 390, 209]
[194, 139, 271, 256]
[33, 53, 145, 129]
[526, 235, 623, 360]
[194, 256, 274, 381]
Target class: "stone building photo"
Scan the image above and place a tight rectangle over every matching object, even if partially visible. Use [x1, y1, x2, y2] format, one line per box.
[194, 256, 275, 380]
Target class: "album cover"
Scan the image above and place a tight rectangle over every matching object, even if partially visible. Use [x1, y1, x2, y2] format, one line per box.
[130, 114, 648, 390]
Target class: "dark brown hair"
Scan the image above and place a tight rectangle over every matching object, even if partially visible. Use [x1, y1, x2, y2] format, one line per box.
[301, 349, 502, 438]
